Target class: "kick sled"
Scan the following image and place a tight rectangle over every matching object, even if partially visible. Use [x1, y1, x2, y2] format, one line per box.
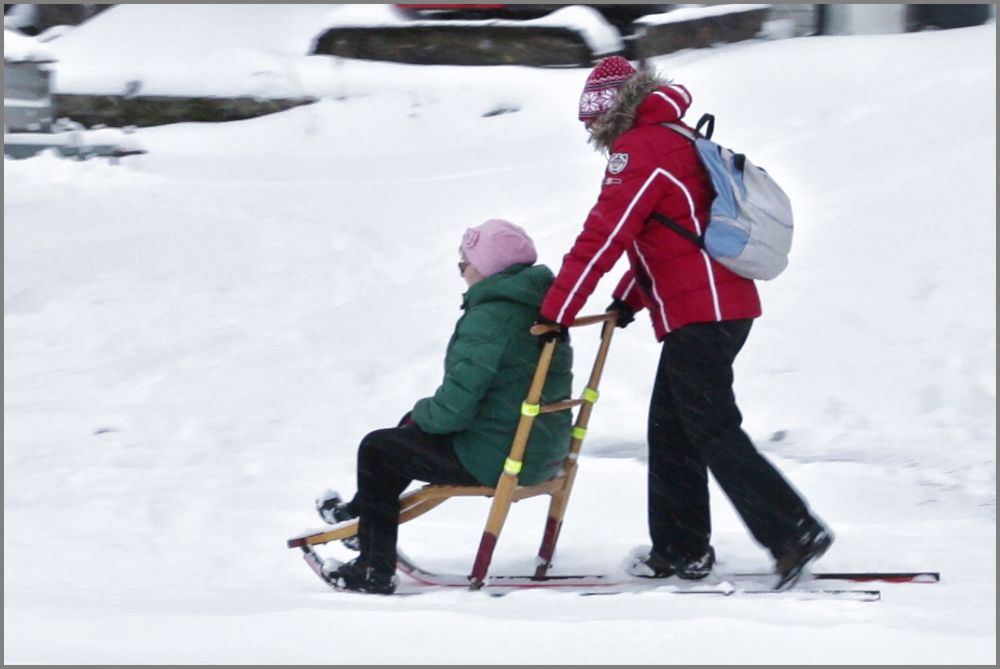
[287, 312, 941, 598]
[288, 311, 620, 589]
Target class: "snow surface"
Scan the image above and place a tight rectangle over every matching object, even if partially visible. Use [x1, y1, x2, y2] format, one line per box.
[636, 4, 772, 26]
[3, 26, 55, 62]
[44, 3, 622, 97]
[329, 4, 624, 57]
[4, 6, 996, 665]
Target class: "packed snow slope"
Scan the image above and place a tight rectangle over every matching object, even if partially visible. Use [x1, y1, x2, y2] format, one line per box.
[4, 6, 996, 664]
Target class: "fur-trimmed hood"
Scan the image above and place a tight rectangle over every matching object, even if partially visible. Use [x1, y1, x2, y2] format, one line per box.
[587, 71, 693, 153]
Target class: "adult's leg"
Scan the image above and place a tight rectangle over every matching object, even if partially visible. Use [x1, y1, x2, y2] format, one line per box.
[353, 426, 479, 574]
[647, 344, 712, 559]
[661, 319, 816, 557]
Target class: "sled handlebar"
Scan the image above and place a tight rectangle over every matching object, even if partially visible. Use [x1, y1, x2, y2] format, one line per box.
[530, 312, 619, 336]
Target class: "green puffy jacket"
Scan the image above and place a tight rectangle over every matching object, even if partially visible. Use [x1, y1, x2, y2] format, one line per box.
[412, 264, 574, 487]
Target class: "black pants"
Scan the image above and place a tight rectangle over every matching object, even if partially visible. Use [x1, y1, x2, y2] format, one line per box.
[346, 426, 479, 575]
[648, 319, 815, 560]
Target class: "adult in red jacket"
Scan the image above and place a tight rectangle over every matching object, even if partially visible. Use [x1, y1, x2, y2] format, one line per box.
[539, 57, 832, 589]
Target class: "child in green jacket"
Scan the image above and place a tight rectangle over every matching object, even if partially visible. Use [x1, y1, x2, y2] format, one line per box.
[317, 219, 574, 594]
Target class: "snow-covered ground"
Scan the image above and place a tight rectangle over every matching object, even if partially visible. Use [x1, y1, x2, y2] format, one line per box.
[4, 6, 996, 664]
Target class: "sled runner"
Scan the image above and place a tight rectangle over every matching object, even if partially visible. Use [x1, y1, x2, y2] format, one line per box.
[288, 312, 619, 588]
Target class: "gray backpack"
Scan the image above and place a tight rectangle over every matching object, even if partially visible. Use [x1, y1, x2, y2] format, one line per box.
[652, 114, 793, 281]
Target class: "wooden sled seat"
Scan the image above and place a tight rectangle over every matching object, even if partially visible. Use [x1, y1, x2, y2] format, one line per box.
[287, 476, 567, 547]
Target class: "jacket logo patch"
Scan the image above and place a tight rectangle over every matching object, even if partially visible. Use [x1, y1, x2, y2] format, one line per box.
[608, 153, 629, 174]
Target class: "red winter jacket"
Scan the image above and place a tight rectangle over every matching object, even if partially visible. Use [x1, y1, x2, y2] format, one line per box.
[540, 79, 761, 340]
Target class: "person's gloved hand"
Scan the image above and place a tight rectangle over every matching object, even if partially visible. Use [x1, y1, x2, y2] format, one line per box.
[397, 411, 416, 428]
[606, 299, 636, 329]
[532, 316, 568, 349]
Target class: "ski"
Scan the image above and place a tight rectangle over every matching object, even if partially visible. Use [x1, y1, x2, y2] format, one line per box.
[782, 571, 939, 583]
[297, 546, 933, 601]
[397, 549, 934, 586]
[393, 551, 882, 601]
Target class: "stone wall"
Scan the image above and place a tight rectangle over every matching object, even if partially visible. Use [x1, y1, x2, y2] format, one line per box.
[8, 4, 113, 36]
[38, 5, 774, 128]
[633, 6, 772, 62]
[52, 94, 317, 128]
[312, 6, 772, 67]
[312, 25, 593, 67]
[767, 4, 823, 37]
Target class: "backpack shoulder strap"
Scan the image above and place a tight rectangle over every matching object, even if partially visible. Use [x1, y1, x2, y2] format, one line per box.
[695, 113, 715, 139]
[662, 122, 697, 142]
[649, 211, 704, 249]
[652, 113, 717, 250]
[663, 113, 716, 142]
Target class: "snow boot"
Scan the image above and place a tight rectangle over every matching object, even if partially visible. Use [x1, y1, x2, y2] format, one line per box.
[322, 557, 398, 595]
[628, 546, 715, 580]
[774, 519, 834, 590]
[315, 489, 360, 551]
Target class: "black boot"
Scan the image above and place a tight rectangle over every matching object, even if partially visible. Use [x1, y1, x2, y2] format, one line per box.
[322, 557, 398, 595]
[628, 546, 715, 580]
[315, 489, 360, 551]
[774, 519, 834, 590]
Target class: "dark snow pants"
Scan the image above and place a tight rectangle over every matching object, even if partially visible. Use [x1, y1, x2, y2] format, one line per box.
[347, 426, 480, 575]
[648, 318, 816, 560]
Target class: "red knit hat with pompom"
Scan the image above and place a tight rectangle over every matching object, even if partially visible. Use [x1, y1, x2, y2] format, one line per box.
[578, 56, 637, 122]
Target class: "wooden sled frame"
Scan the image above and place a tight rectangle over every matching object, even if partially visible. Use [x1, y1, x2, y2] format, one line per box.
[287, 312, 618, 589]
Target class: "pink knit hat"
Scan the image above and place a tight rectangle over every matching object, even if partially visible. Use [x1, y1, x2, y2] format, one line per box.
[460, 219, 538, 278]
[578, 56, 637, 122]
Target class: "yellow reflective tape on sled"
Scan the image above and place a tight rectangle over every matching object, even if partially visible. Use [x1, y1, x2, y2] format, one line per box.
[582, 387, 599, 403]
[504, 458, 523, 475]
[572, 426, 588, 441]
[521, 402, 540, 416]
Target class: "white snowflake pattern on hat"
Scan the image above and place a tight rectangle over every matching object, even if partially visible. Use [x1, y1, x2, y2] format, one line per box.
[579, 89, 620, 118]
[579, 56, 636, 120]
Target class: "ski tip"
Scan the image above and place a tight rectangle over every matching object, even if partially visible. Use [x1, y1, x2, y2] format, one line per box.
[816, 571, 941, 584]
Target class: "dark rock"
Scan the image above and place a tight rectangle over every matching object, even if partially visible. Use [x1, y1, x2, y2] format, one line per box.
[312, 25, 596, 67]
[634, 6, 771, 61]
[52, 94, 318, 128]
[10, 4, 113, 36]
